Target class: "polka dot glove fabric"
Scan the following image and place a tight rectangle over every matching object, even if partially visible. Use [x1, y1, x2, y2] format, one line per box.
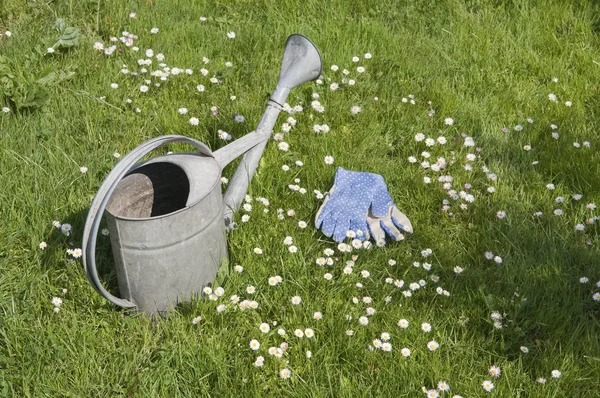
[315, 167, 413, 243]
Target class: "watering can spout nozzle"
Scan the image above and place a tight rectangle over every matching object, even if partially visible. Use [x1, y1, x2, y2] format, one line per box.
[270, 34, 322, 106]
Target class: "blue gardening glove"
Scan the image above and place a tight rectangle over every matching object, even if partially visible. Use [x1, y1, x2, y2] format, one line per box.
[315, 168, 388, 242]
[315, 167, 412, 243]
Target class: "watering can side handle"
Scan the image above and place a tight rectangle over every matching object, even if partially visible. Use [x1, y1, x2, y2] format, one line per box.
[222, 102, 283, 225]
[213, 130, 272, 168]
[82, 135, 214, 309]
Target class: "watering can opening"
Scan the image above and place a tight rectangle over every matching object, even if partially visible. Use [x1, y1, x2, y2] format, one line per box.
[105, 152, 222, 221]
[106, 162, 191, 219]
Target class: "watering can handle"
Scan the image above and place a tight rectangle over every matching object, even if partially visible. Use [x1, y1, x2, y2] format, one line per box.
[82, 135, 214, 309]
[213, 129, 271, 169]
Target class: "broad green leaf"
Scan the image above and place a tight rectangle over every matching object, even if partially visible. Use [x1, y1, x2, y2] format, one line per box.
[55, 18, 66, 32]
[37, 70, 75, 86]
[36, 71, 58, 86]
[12, 83, 49, 110]
[214, 16, 232, 24]
[53, 26, 80, 48]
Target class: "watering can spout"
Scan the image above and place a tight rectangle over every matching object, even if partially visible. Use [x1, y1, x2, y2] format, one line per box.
[221, 34, 322, 226]
[270, 34, 322, 106]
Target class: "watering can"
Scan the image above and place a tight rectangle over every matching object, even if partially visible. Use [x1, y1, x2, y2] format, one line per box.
[82, 34, 322, 315]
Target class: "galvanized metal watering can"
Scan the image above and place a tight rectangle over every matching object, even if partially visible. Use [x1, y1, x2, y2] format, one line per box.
[82, 34, 322, 315]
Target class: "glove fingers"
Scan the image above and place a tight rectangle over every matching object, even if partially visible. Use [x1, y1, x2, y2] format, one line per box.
[370, 189, 393, 217]
[333, 217, 351, 243]
[320, 215, 336, 238]
[390, 206, 413, 234]
[350, 219, 369, 241]
[380, 217, 404, 241]
[367, 217, 385, 243]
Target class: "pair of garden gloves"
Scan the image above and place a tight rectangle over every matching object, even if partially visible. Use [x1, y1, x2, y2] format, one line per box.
[315, 167, 413, 244]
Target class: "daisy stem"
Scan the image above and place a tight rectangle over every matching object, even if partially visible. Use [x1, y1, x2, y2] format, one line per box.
[95, 0, 101, 33]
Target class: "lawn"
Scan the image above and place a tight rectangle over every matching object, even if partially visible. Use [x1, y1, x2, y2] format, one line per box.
[1, 0, 600, 396]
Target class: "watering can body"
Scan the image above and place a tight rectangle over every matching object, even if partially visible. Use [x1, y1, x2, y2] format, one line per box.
[81, 34, 322, 315]
[105, 153, 226, 314]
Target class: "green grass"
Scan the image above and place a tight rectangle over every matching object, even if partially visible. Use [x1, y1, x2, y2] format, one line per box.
[1, 0, 600, 396]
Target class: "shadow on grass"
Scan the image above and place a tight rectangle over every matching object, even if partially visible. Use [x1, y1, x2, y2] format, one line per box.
[41, 206, 125, 306]
[423, 132, 600, 378]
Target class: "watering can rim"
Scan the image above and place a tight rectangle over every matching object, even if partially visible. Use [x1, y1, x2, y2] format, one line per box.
[106, 152, 222, 222]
